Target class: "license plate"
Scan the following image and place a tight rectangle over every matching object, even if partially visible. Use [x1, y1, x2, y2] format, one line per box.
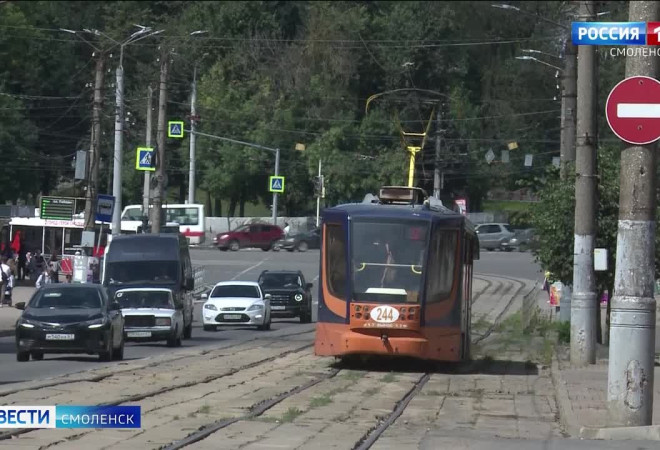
[271, 306, 286, 311]
[223, 314, 242, 320]
[127, 331, 152, 338]
[45, 334, 75, 341]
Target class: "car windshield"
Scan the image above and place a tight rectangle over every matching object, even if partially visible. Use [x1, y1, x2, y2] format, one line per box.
[210, 285, 260, 298]
[352, 219, 428, 304]
[105, 261, 179, 285]
[115, 290, 173, 309]
[30, 288, 103, 309]
[259, 273, 301, 289]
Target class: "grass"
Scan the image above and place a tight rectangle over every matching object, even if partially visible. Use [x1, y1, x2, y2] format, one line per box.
[341, 370, 365, 382]
[198, 404, 211, 414]
[173, 415, 179, 420]
[381, 373, 397, 383]
[281, 407, 303, 423]
[473, 316, 491, 332]
[364, 387, 380, 396]
[424, 390, 442, 396]
[309, 394, 333, 408]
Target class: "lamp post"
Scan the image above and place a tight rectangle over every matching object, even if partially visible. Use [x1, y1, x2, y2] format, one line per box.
[188, 31, 209, 205]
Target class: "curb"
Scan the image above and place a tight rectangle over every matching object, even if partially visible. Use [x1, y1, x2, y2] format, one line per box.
[550, 351, 580, 438]
[580, 425, 660, 441]
[0, 329, 14, 338]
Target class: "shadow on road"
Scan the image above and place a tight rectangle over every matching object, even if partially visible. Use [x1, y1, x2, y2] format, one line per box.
[332, 355, 538, 376]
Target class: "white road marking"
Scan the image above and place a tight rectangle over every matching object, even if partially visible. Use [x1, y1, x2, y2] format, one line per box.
[312, 275, 319, 282]
[617, 103, 660, 118]
[230, 258, 270, 280]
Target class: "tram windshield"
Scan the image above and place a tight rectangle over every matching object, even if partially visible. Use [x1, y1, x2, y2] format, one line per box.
[351, 220, 428, 303]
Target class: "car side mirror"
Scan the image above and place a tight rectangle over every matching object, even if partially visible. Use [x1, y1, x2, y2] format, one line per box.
[110, 301, 121, 311]
[14, 302, 25, 311]
[264, 293, 271, 300]
[306, 283, 313, 290]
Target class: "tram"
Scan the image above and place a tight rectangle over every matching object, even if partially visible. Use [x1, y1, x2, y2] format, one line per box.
[314, 186, 479, 362]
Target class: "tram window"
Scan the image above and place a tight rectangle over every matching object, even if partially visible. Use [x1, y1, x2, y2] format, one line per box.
[426, 230, 458, 303]
[325, 224, 346, 298]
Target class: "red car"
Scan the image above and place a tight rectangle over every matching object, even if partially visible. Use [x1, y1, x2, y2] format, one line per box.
[214, 224, 284, 251]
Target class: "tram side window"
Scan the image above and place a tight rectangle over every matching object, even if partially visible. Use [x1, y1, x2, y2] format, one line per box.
[325, 224, 346, 299]
[426, 230, 458, 303]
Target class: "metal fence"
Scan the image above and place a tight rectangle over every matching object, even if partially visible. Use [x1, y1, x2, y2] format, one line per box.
[521, 282, 541, 334]
[192, 266, 207, 298]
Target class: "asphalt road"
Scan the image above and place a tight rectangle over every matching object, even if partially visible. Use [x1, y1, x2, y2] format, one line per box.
[0, 248, 540, 385]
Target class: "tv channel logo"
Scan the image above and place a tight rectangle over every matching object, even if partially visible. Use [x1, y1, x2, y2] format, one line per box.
[572, 22, 646, 45]
[0, 406, 141, 429]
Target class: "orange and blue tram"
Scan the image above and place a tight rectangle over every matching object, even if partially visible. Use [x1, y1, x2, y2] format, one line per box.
[314, 186, 479, 362]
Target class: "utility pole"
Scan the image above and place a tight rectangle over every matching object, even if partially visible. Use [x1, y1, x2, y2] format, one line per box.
[142, 86, 154, 224]
[560, 39, 577, 179]
[316, 159, 322, 227]
[111, 50, 125, 236]
[433, 106, 443, 199]
[608, 0, 659, 427]
[188, 65, 198, 205]
[84, 54, 105, 232]
[272, 148, 280, 226]
[151, 50, 169, 234]
[570, 0, 598, 367]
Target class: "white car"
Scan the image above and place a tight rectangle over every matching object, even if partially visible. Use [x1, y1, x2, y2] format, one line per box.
[201, 281, 272, 331]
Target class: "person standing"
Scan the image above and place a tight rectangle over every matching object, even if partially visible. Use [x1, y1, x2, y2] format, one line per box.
[0, 256, 12, 307]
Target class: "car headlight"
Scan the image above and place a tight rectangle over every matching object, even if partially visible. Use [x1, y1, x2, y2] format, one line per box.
[219, 234, 229, 240]
[204, 304, 217, 311]
[87, 319, 106, 329]
[294, 294, 303, 302]
[248, 304, 264, 311]
[284, 238, 295, 242]
[19, 321, 35, 329]
[155, 317, 171, 326]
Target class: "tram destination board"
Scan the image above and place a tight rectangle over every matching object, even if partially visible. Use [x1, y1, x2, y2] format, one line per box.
[40, 196, 75, 220]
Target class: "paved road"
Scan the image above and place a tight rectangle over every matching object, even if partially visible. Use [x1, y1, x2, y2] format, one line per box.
[0, 248, 540, 385]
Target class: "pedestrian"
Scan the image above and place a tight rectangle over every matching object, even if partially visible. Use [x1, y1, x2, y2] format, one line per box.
[18, 250, 26, 281]
[0, 256, 12, 307]
[283, 222, 291, 236]
[35, 267, 52, 289]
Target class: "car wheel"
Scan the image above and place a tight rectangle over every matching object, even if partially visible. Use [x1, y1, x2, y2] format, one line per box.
[183, 322, 192, 339]
[99, 335, 113, 362]
[297, 241, 309, 252]
[218, 247, 228, 251]
[112, 336, 124, 361]
[203, 325, 217, 332]
[229, 240, 240, 252]
[16, 351, 29, 362]
[167, 328, 179, 347]
[31, 351, 44, 361]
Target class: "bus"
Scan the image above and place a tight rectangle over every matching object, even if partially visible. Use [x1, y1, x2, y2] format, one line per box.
[121, 204, 206, 244]
[314, 186, 479, 362]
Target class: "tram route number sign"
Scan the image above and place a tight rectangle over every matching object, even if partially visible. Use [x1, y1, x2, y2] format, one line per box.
[40, 196, 75, 221]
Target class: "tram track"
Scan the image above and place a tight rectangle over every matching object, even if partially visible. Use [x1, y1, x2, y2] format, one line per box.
[0, 331, 316, 443]
[472, 275, 529, 345]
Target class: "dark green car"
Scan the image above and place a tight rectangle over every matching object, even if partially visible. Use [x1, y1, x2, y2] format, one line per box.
[257, 270, 313, 323]
[273, 228, 320, 252]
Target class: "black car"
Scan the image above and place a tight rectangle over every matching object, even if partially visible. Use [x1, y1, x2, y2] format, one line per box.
[14, 284, 125, 362]
[257, 270, 313, 322]
[274, 227, 321, 252]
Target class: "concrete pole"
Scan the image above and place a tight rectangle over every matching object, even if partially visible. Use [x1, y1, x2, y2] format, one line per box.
[608, 0, 659, 427]
[142, 86, 153, 223]
[560, 39, 577, 180]
[433, 107, 442, 199]
[188, 66, 197, 205]
[272, 148, 280, 226]
[570, 0, 598, 367]
[111, 47, 125, 236]
[316, 159, 321, 227]
[151, 51, 169, 234]
[84, 54, 104, 232]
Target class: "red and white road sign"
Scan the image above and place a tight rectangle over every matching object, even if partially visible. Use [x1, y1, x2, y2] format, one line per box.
[606, 76, 660, 145]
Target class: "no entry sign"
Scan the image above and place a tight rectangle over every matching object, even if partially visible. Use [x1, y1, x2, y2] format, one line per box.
[606, 76, 660, 145]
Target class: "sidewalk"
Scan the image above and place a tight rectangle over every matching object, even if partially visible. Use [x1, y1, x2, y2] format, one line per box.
[0, 286, 34, 337]
[549, 298, 660, 440]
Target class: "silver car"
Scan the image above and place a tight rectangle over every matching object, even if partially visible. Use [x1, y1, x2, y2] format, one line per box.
[115, 288, 184, 347]
[475, 223, 516, 251]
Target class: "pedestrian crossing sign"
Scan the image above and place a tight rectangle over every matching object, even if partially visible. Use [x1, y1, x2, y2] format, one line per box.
[168, 121, 184, 138]
[269, 176, 285, 193]
[136, 147, 155, 171]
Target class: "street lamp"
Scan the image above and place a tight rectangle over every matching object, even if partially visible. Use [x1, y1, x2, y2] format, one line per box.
[87, 26, 163, 235]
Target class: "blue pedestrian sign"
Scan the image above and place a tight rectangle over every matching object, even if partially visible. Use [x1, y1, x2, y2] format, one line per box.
[168, 121, 184, 138]
[269, 176, 285, 193]
[136, 147, 155, 171]
[95, 194, 115, 223]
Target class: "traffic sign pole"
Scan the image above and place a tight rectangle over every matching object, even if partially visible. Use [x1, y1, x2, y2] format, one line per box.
[272, 148, 280, 226]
